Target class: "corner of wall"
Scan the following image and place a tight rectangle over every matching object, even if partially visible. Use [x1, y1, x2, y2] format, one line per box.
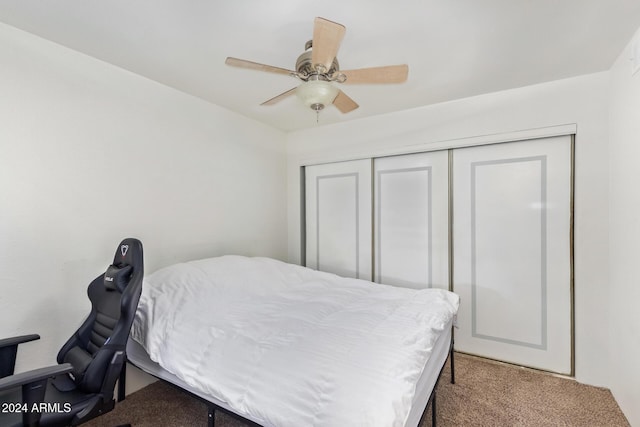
[607, 23, 640, 427]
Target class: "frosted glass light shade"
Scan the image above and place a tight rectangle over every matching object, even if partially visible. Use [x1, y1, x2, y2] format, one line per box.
[296, 80, 339, 110]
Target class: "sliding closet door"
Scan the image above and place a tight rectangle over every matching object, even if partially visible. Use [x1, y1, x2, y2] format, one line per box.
[374, 152, 449, 289]
[305, 160, 372, 280]
[453, 136, 572, 374]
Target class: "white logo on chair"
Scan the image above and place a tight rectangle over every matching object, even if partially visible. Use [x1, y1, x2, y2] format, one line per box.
[120, 245, 129, 257]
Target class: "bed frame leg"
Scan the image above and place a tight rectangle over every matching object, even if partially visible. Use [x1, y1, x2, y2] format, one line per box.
[450, 343, 455, 385]
[208, 406, 215, 427]
[431, 391, 437, 427]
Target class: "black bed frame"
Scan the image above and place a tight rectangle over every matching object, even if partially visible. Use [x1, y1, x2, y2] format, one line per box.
[122, 330, 455, 427]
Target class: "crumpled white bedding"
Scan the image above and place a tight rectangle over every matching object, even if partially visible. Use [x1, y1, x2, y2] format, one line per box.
[131, 256, 459, 427]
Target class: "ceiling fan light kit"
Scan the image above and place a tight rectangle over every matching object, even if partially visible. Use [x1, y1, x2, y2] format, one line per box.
[225, 17, 409, 121]
[296, 77, 340, 112]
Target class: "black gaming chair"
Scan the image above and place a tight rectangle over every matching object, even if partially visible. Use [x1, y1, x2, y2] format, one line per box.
[0, 238, 143, 427]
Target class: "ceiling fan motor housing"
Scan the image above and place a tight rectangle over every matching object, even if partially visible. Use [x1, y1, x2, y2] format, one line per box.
[296, 40, 340, 77]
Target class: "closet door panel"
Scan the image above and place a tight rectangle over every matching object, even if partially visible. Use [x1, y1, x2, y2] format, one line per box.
[374, 151, 449, 289]
[305, 160, 372, 280]
[453, 136, 572, 374]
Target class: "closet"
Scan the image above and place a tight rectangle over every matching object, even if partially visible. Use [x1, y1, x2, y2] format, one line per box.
[304, 135, 573, 374]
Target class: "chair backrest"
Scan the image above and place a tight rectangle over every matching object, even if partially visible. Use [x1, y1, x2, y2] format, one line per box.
[56, 238, 144, 394]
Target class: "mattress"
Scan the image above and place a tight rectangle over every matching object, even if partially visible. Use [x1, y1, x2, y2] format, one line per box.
[126, 320, 452, 427]
[130, 256, 459, 427]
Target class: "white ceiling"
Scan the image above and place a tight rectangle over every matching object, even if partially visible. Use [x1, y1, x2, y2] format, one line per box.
[1, 1, 640, 131]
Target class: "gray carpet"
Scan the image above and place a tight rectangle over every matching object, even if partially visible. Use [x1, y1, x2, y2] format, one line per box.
[85, 353, 629, 426]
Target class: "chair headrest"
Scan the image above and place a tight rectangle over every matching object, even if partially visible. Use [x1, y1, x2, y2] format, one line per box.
[113, 238, 143, 268]
[103, 238, 143, 292]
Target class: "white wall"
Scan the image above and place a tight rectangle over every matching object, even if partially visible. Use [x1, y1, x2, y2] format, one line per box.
[608, 25, 640, 426]
[287, 73, 611, 387]
[0, 22, 288, 376]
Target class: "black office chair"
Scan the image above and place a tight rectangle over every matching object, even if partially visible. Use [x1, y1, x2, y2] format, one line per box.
[0, 238, 143, 427]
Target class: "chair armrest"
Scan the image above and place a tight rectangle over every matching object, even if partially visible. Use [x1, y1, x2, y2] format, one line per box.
[0, 363, 73, 392]
[0, 334, 40, 378]
[0, 334, 40, 349]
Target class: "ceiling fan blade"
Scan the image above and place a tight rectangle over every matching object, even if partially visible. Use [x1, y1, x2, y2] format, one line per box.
[261, 87, 298, 105]
[333, 90, 359, 113]
[340, 65, 409, 84]
[311, 17, 346, 72]
[225, 57, 294, 76]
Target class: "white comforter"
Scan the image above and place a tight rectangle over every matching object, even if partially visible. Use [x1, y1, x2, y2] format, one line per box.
[131, 256, 459, 427]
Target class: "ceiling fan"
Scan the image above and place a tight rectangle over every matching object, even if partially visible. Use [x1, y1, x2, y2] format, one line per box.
[225, 17, 409, 118]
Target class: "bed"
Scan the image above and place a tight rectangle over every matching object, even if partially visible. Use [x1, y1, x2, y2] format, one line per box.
[127, 255, 459, 427]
